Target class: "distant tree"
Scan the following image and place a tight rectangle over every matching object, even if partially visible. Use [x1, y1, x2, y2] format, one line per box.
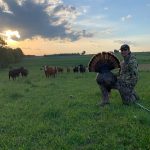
[81, 51, 86, 55]
[13, 48, 24, 62]
[0, 46, 24, 68]
[0, 36, 24, 68]
[0, 37, 7, 47]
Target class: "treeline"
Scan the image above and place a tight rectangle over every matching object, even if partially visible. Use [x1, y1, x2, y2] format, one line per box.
[0, 37, 24, 68]
[44, 53, 81, 57]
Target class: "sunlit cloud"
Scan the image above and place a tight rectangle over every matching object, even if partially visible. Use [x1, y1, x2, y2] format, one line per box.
[0, 0, 13, 14]
[0, 30, 20, 47]
[121, 14, 132, 22]
[0, 0, 150, 55]
[74, 15, 107, 27]
[5, 30, 20, 40]
[15, 0, 26, 6]
[113, 34, 150, 51]
[99, 27, 115, 35]
[18, 37, 128, 55]
[114, 40, 136, 46]
[78, 5, 90, 14]
[74, 15, 117, 37]
[15, 33, 150, 55]
[0, 0, 92, 41]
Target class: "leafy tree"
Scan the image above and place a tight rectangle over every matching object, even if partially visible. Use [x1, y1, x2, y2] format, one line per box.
[81, 51, 86, 55]
[0, 38, 24, 68]
[0, 37, 7, 47]
[13, 48, 24, 62]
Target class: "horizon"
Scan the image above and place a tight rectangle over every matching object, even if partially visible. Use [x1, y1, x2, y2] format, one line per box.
[0, 0, 150, 55]
[25, 51, 150, 57]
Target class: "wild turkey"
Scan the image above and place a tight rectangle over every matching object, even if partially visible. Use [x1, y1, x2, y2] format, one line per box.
[88, 52, 120, 73]
[88, 52, 121, 89]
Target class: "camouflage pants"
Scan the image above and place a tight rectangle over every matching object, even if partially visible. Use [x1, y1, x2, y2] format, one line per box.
[115, 79, 139, 104]
[96, 74, 139, 105]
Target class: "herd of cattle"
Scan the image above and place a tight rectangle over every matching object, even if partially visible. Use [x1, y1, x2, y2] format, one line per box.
[9, 64, 87, 80]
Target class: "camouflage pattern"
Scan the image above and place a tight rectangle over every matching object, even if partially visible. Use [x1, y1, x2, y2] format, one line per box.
[118, 53, 138, 85]
[96, 53, 139, 106]
[116, 53, 139, 104]
[116, 80, 139, 104]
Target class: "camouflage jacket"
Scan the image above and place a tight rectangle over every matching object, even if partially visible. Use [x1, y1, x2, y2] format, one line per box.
[119, 53, 138, 85]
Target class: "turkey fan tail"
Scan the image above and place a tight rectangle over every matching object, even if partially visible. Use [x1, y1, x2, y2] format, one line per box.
[88, 52, 120, 73]
[88, 53, 102, 72]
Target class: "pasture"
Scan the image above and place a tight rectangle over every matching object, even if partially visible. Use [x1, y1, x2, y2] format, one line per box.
[0, 53, 150, 150]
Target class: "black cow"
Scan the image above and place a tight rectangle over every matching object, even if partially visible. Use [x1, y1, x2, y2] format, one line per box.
[57, 67, 63, 73]
[79, 64, 86, 73]
[9, 68, 20, 80]
[20, 67, 28, 77]
[73, 66, 79, 73]
[9, 67, 28, 80]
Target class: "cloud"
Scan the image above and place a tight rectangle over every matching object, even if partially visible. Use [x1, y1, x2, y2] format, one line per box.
[74, 15, 107, 28]
[104, 7, 109, 10]
[5, 30, 20, 40]
[121, 14, 132, 22]
[0, 0, 13, 14]
[99, 27, 114, 35]
[114, 40, 136, 46]
[15, 0, 26, 6]
[0, 0, 93, 41]
[78, 5, 90, 14]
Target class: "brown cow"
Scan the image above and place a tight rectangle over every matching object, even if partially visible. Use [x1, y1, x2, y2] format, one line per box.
[43, 65, 57, 78]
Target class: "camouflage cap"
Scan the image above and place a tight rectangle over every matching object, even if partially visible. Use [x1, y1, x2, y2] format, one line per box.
[120, 44, 130, 51]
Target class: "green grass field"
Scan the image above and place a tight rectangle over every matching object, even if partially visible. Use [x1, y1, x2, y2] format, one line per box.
[0, 53, 150, 150]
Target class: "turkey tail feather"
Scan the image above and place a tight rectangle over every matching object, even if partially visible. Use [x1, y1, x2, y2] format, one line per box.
[88, 52, 120, 73]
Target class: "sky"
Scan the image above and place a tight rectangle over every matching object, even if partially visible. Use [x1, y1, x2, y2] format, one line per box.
[0, 0, 150, 55]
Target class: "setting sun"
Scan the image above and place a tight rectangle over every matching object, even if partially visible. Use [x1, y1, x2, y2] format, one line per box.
[0, 0, 150, 55]
[6, 38, 19, 46]
[5, 30, 20, 40]
[4, 30, 20, 46]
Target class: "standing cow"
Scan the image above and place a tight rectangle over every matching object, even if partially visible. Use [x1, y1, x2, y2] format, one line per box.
[43, 65, 57, 78]
[20, 67, 28, 77]
[79, 64, 86, 73]
[57, 67, 63, 73]
[73, 66, 79, 73]
[9, 68, 20, 80]
[9, 67, 28, 80]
